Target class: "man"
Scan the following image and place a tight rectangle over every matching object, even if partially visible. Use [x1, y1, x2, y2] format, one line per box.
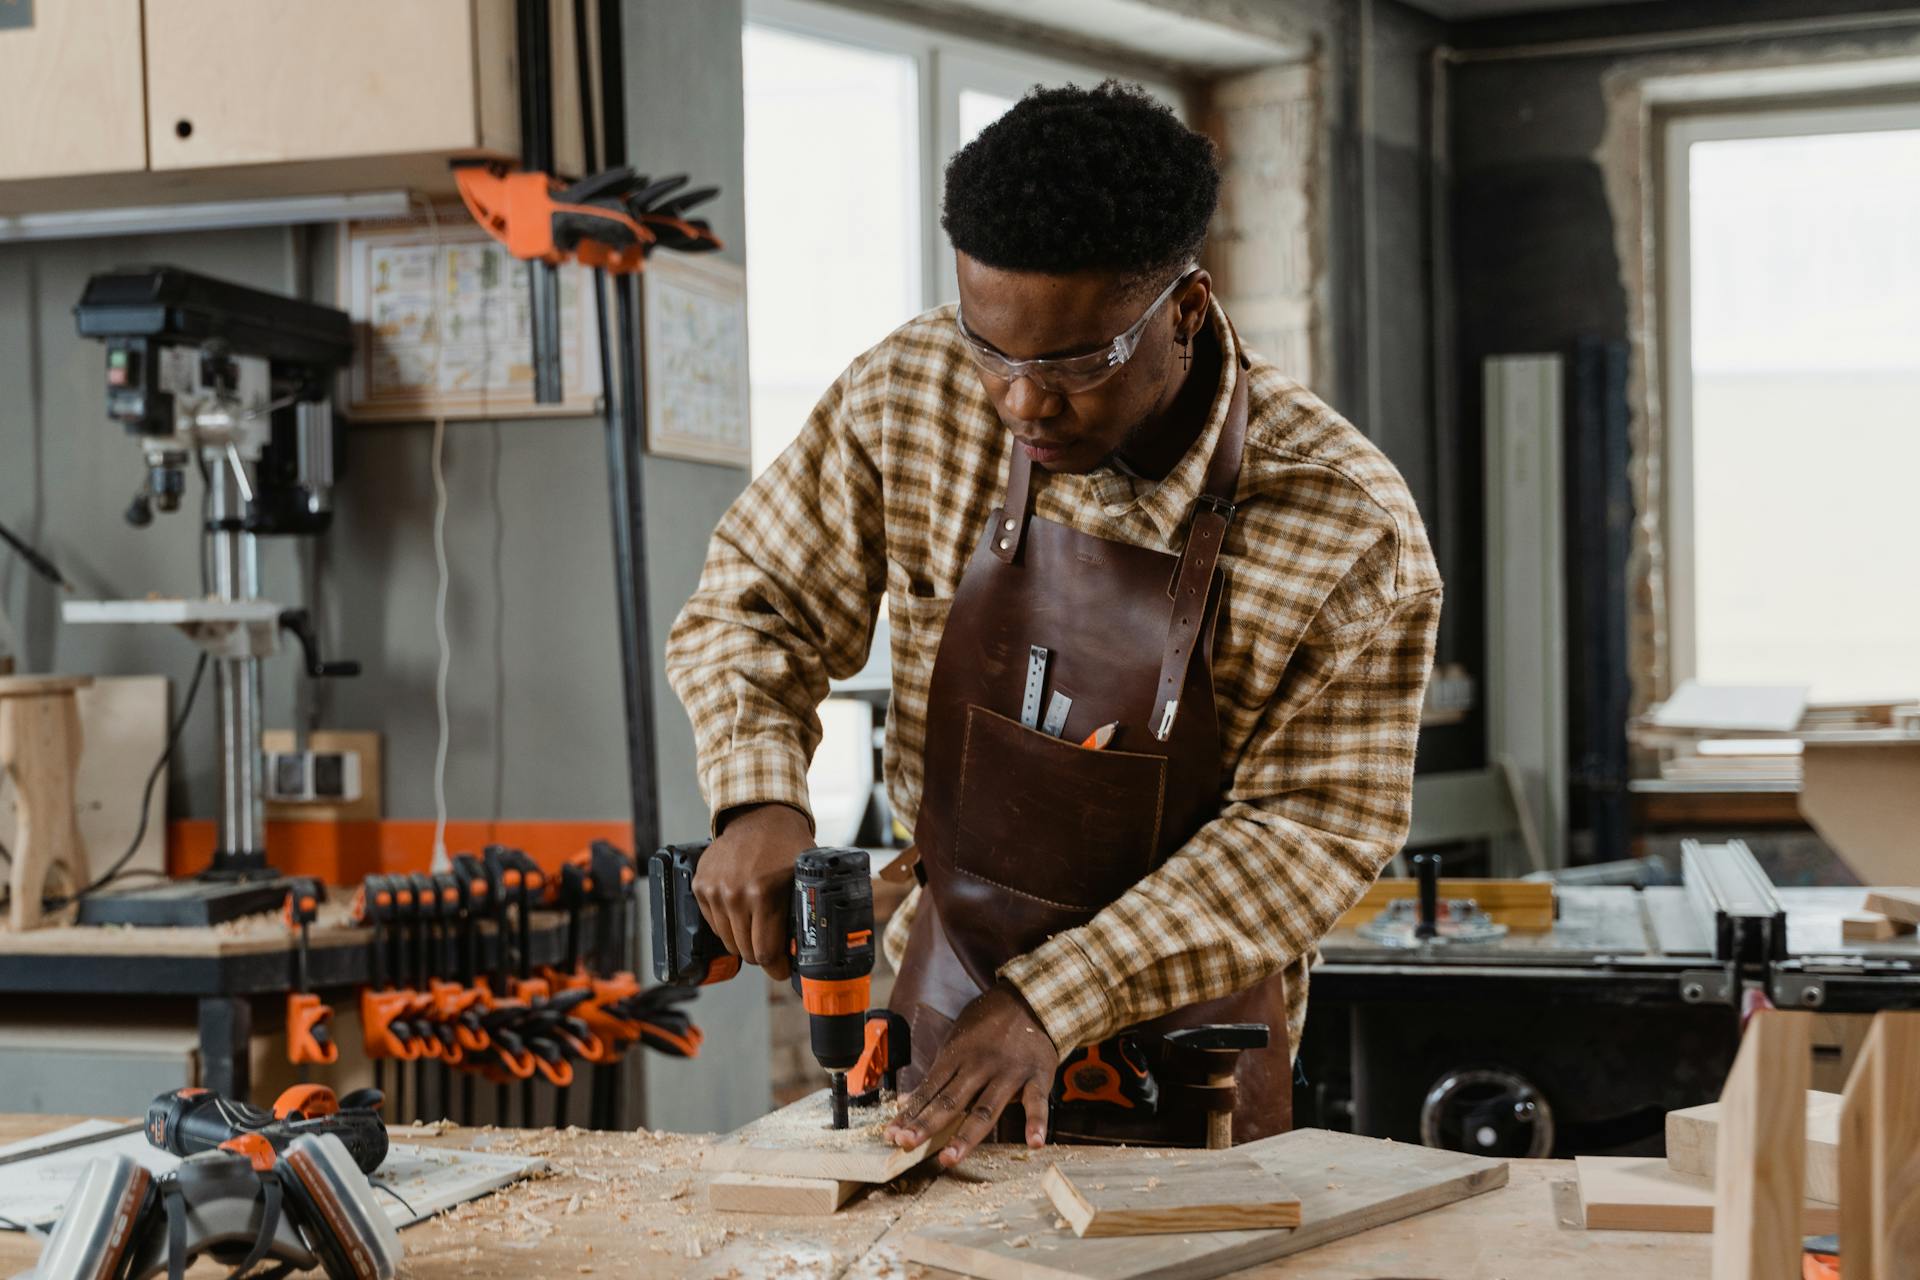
[666, 83, 1440, 1167]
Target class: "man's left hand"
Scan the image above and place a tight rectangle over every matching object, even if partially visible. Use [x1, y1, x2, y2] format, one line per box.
[884, 982, 1057, 1167]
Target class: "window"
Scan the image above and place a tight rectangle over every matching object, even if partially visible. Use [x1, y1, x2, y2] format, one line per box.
[1662, 103, 1920, 702]
[742, 0, 1181, 472]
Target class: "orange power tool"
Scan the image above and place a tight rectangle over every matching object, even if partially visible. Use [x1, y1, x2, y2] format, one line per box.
[649, 843, 881, 1128]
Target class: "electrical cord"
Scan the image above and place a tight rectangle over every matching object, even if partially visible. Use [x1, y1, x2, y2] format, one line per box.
[418, 196, 454, 874]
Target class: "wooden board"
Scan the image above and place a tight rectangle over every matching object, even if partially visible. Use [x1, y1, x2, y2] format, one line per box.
[1334, 877, 1554, 933]
[1665, 1089, 1841, 1204]
[1862, 890, 1920, 927]
[902, 1128, 1507, 1280]
[700, 1088, 963, 1184]
[1576, 1157, 1838, 1234]
[1042, 1154, 1300, 1238]
[706, 1171, 857, 1215]
[0, 676, 169, 885]
[1843, 912, 1912, 942]
[1839, 1011, 1920, 1279]
[1713, 1010, 1811, 1280]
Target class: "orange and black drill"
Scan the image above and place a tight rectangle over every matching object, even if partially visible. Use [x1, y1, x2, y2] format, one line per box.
[649, 843, 881, 1128]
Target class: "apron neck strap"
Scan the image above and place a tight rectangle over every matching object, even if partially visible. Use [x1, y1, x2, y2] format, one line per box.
[993, 436, 1037, 564]
[992, 312, 1253, 568]
[1149, 323, 1252, 742]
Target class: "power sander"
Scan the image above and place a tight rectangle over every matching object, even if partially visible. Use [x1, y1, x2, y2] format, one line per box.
[36, 1086, 399, 1280]
[650, 842, 907, 1128]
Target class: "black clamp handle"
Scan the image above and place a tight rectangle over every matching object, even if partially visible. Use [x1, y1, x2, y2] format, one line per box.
[278, 608, 361, 678]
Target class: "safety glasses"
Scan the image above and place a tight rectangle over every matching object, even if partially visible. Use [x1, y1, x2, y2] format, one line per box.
[955, 266, 1196, 395]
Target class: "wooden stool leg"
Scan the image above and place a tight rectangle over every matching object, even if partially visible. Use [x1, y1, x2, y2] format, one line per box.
[3, 692, 90, 930]
[1841, 1011, 1920, 1280]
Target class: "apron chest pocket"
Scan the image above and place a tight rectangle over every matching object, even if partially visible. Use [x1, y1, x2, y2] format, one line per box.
[951, 704, 1168, 912]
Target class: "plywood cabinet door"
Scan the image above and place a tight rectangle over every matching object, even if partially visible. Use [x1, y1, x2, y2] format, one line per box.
[0, 0, 148, 181]
[144, 0, 515, 170]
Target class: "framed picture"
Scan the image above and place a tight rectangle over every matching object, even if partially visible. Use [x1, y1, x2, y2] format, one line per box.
[336, 203, 602, 421]
[642, 252, 751, 466]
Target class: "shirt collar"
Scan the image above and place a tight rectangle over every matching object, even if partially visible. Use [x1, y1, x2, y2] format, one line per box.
[1088, 297, 1240, 545]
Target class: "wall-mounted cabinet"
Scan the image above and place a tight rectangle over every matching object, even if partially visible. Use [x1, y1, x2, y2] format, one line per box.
[0, 0, 586, 216]
[143, 0, 519, 171]
[0, 0, 148, 183]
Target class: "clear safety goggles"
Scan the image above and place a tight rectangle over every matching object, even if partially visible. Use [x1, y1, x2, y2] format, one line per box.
[955, 266, 1197, 395]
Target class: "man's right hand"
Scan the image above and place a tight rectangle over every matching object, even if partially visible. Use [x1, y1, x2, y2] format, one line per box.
[694, 802, 814, 981]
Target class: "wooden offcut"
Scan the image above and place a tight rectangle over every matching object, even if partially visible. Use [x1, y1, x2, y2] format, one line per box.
[1839, 1010, 1920, 1280]
[706, 1171, 857, 1215]
[1041, 1154, 1301, 1238]
[1334, 877, 1554, 933]
[700, 1089, 963, 1184]
[903, 1128, 1507, 1280]
[1574, 1157, 1837, 1234]
[1712, 1010, 1812, 1280]
[1862, 890, 1920, 927]
[1666, 1089, 1841, 1204]
[1843, 912, 1913, 942]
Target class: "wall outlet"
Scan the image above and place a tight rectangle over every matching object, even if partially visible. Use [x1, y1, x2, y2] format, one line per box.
[265, 749, 362, 804]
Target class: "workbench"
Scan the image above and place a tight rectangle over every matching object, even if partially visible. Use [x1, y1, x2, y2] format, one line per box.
[0, 1112, 1710, 1278]
[0, 908, 569, 1101]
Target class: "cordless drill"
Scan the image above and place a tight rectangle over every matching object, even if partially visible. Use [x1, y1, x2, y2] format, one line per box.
[649, 842, 876, 1128]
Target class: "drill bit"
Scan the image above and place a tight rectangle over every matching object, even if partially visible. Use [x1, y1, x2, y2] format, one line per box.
[831, 1071, 849, 1129]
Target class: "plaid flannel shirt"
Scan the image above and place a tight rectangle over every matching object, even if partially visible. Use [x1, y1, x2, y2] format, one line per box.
[665, 299, 1442, 1060]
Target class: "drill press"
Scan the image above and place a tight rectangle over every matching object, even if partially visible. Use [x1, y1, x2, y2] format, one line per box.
[64, 267, 359, 927]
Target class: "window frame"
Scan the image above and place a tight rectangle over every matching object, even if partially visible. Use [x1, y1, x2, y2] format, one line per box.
[1658, 98, 1920, 688]
[745, 0, 1181, 311]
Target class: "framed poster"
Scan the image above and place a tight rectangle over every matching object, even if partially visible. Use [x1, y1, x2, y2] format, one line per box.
[337, 203, 602, 421]
[642, 252, 751, 466]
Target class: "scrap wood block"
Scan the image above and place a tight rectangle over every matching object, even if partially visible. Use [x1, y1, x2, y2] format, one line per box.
[1861, 890, 1920, 927]
[1042, 1154, 1301, 1238]
[1334, 877, 1554, 933]
[1839, 1010, 1920, 1280]
[1665, 1089, 1841, 1204]
[1843, 912, 1913, 942]
[1575, 1157, 1838, 1234]
[1713, 1010, 1813, 1280]
[706, 1171, 858, 1215]
[700, 1088, 963, 1183]
[903, 1128, 1507, 1280]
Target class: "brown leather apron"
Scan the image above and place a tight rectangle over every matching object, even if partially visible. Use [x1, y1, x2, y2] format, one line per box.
[888, 337, 1292, 1144]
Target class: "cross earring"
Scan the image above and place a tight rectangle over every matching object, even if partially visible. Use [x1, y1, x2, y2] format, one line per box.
[1178, 334, 1191, 370]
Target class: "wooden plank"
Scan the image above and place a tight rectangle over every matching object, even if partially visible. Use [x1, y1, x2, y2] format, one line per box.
[1576, 1157, 1837, 1234]
[1041, 1154, 1300, 1238]
[1862, 890, 1920, 927]
[1665, 1089, 1842, 1204]
[700, 1089, 962, 1184]
[706, 1171, 857, 1215]
[1800, 742, 1920, 887]
[1335, 878, 1554, 933]
[1843, 912, 1912, 942]
[1713, 1010, 1811, 1280]
[1839, 1011, 1920, 1280]
[901, 1129, 1507, 1280]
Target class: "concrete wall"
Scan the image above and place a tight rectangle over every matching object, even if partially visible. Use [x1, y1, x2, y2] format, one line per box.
[0, 0, 767, 1131]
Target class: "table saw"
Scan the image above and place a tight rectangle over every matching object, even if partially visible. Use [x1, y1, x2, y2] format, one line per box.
[1297, 839, 1920, 1157]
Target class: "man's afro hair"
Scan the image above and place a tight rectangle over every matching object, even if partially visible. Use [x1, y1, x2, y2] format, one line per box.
[942, 81, 1219, 289]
